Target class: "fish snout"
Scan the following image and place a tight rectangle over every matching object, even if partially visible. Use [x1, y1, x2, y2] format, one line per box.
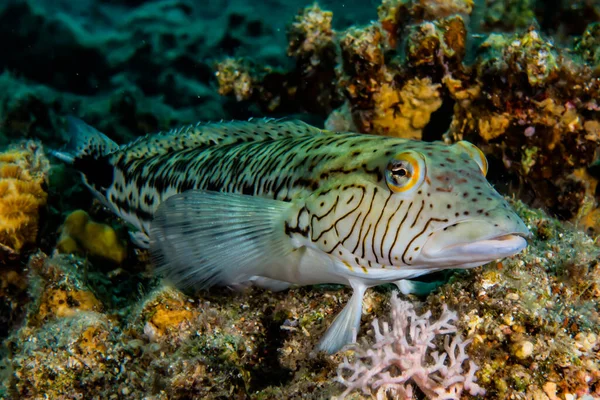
[418, 205, 530, 266]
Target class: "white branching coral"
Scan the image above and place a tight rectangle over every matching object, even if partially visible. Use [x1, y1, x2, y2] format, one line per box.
[335, 293, 485, 399]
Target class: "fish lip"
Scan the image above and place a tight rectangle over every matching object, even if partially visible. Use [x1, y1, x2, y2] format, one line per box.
[420, 231, 529, 263]
[442, 233, 528, 252]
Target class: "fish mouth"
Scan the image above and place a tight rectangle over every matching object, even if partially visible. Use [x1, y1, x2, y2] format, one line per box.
[426, 233, 528, 262]
[419, 217, 531, 266]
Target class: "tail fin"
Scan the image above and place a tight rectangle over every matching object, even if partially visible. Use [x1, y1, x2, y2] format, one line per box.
[52, 117, 119, 164]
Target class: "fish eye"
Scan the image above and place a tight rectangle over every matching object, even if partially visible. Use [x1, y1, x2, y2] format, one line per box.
[385, 151, 426, 194]
[456, 141, 488, 176]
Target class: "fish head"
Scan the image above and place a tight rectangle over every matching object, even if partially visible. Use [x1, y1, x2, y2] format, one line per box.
[306, 139, 531, 273]
[379, 140, 531, 269]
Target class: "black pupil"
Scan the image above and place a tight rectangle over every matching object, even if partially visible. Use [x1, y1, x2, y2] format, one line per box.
[394, 168, 407, 177]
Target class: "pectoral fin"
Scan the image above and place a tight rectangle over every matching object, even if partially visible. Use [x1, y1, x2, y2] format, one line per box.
[150, 190, 295, 290]
[316, 280, 367, 354]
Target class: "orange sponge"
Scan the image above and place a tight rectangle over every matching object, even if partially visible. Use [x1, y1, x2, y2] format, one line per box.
[0, 142, 49, 255]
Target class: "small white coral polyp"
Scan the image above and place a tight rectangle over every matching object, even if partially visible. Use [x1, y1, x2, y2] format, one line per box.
[335, 293, 485, 400]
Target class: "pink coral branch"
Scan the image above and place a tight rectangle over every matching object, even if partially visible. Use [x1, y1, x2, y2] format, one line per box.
[335, 293, 485, 399]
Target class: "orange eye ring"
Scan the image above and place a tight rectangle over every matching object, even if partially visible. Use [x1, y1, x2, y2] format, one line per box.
[456, 141, 488, 176]
[385, 151, 426, 194]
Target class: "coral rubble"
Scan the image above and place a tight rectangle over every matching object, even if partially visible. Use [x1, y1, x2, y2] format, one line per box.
[9, 311, 119, 398]
[26, 253, 104, 326]
[4, 198, 598, 399]
[2, 253, 349, 398]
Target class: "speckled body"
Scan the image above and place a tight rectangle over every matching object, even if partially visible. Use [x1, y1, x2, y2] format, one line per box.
[78, 120, 519, 272]
[61, 117, 529, 352]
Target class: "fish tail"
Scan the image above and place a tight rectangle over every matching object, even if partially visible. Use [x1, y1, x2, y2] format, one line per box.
[52, 116, 119, 164]
[52, 117, 119, 200]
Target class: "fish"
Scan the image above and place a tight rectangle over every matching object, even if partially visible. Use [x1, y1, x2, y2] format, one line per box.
[54, 117, 531, 353]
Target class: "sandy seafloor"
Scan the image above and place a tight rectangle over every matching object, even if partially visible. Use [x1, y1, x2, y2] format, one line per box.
[1, 0, 600, 399]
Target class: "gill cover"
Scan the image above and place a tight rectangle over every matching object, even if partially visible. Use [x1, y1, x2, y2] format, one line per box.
[385, 150, 426, 195]
[456, 141, 488, 176]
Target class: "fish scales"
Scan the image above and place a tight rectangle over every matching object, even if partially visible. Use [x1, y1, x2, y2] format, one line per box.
[56, 117, 530, 353]
[108, 131, 389, 237]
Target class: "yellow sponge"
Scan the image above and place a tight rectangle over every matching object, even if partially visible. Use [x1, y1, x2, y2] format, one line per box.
[57, 210, 127, 263]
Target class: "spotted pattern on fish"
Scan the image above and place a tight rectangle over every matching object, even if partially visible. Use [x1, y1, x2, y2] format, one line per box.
[104, 127, 390, 236]
[58, 117, 530, 353]
[70, 119, 514, 266]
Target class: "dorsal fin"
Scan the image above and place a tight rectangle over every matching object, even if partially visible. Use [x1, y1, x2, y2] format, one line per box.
[117, 119, 326, 160]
